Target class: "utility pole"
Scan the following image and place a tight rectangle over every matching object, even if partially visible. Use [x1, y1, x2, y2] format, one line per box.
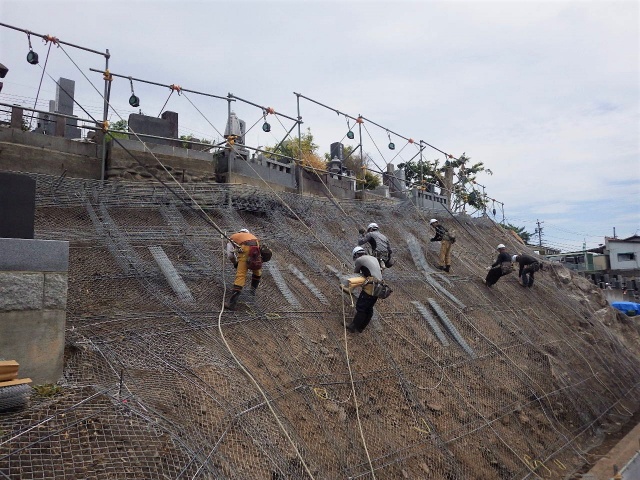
[534, 219, 544, 247]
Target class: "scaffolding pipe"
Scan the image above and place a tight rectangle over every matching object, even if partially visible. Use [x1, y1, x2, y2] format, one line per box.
[228, 93, 299, 123]
[294, 92, 466, 163]
[294, 92, 361, 123]
[0, 22, 110, 58]
[296, 93, 303, 195]
[89, 68, 231, 101]
[100, 52, 110, 181]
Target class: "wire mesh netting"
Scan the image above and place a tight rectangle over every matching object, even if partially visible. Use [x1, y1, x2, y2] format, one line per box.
[1, 172, 639, 479]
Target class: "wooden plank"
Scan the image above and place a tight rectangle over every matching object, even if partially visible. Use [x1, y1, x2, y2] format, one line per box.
[0, 361, 20, 367]
[0, 378, 32, 388]
[0, 372, 18, 382]
[0, 361, 19, 382]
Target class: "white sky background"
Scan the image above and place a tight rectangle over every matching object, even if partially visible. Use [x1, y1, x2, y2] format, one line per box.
[1, 0, 638, 251]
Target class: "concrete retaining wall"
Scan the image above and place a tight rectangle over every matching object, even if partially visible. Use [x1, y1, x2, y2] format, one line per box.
[302, 169, 357, 200]
[0, 238, 69, 385]
[108, 139, 217, 182]
[0, 127, 102, 179]
[411, 188, 449, 211]
[226, 155, 296, 192]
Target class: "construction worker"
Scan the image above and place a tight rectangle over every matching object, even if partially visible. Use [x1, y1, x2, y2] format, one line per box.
[513, 254, 540, 287]
[429, 218, 455, 272]
[346, 246, 382, 333]
[358, 222, 393, 268]
[225, 228, 262, 310]
[485, 244, 512, 287]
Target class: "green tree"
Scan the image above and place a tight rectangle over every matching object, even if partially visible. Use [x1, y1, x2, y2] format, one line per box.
[179, 134, 212, 149]
[362, 170, 382, 190]
[500, 223, 532, 244]
[398, 153, 492, 212]
[109, 119, 129, 140]
[266, 128, 326, 171]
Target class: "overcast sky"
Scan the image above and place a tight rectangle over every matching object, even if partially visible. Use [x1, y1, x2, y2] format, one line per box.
[1, 0, 638, 251]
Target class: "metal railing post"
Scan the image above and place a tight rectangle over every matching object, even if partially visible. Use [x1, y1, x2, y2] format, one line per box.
[296, 93, 303, 195]
[101, 50, 110, 181]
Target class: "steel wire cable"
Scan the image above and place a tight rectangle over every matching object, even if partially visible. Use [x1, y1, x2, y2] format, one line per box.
[532, 278, 640, 401]
[157, 89, 174, 117]
[40, 47, 235, 245]
[248, 140, 470, 476]
[360, 120, 498, 255]
[0, 386, 117, 448]
[16, 174, 640, 478]
[364, 323, 462, 477]
[210, 149, 379, 478]
[11, 38, 638, 480]
[183, 93, 348, 267]
[43, 43, 319, 478]
[179, 91, 226, 142]
[214, 237, 316, 479]
[385, 210, 629, 466]
[27, 41, 53, 130]
[520, 381, 640, 480]
[464, 263, 640, 458]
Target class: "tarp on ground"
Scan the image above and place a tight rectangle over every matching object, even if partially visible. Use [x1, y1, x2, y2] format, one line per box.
[611, 301, 640, 314]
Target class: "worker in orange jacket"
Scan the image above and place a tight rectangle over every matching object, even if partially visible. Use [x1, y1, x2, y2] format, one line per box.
[225, 228, 262, 310]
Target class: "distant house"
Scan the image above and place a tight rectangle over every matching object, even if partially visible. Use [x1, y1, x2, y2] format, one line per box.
[527, 245, 560, 256]
[545, 250, 607, 273]
[605, 235, 640, 271]
[546, 235, 640, 301]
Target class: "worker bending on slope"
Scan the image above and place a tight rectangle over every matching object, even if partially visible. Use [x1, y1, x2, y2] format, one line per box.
[513, 253, 540, 288]
[485, 244, 513, 287]
[358, 222, 393, 268]
[346, 246, 383, 333]
[429, 218, 455, 273]
[225, 228, 262, 310]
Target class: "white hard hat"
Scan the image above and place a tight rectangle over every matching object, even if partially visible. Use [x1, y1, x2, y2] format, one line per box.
[429, 219, 438, 224]
[239, 228, 249, 233]
[497, 244, 506, 250]
[512, 255, 518, 262]
[367, 222, 379, 231]
[352, 246, 366, 259]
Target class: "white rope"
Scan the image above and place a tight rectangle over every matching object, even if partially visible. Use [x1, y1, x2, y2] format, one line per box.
[55, 43, 316, 477]
[216, 237, 315, 479]
[341, 289, 377, 479]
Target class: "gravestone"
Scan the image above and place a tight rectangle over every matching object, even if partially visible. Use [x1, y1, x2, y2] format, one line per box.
[55, 78, 81, 138]
[0, 172, 36, 239]
[128, 112, 179, 146]
[36, 80, 81, 138]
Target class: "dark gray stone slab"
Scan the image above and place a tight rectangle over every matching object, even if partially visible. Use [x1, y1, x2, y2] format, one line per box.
[0, 238, 69, 272]
[56, 78, 75, 116]
[128, 112, 178, 146]
[0, 172, 35, 239]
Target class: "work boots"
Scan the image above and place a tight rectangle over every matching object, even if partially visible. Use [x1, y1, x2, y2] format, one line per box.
[225, 290, 241, 311]
[250, 277, 260, 296]
[444, 265, 450, 273]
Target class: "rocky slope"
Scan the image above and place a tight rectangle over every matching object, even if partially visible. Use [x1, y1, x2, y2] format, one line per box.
[1, 176, 639, 479]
